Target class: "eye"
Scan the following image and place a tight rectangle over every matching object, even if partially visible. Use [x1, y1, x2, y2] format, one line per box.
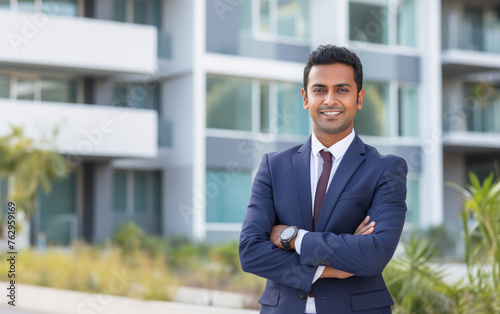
[313, 88, 326, 93]
[337, 88, 349, 93]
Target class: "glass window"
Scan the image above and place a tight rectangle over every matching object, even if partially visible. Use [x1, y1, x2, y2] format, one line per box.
[260, 82, 271, 133]
[462, 7, 484, 51]
[17, 78, 35, 101]
[113, 172, 127, 212]
[152, 171, 161, 214]
[206, 76, 253, 131]
[465, 83, 500, 133]
[277, 82, 309, 136]
[206, 170, 252, 223]
[18, 0, 35, 13]
[397, 0, 416, 47]
[113, 0, 126, 22]
[259, 0, 271, 33]
[405, 177, 420, 225]
[0, 76, 9, 98]
[133, 0, 147, 24]
[113, 86, 128, 107]
[42, 0, 78, 16]
[41, 78, 77, 103]
[350, 2, 388, 45]
[134, 172, 147, 213]
[399, 85, 419, 137]
[39, 173, 77, 246]
[0, 0, 10, 10]
[354, 82, 390, 136]
[276, 0, 308, 39]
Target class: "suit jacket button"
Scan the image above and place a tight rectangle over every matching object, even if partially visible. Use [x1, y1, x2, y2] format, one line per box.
[299, 294, 307, 300]
[321, 261, 326, 265]
[315, 259, 321, 265]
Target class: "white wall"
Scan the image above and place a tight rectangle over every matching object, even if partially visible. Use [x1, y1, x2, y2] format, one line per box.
[0, 11, 157, 74]
[0, 100, 158, 159]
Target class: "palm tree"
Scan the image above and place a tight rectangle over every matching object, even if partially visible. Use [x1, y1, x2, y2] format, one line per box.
[0, 126, 70, 235]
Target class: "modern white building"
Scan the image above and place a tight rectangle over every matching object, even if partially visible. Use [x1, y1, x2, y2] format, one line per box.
[0, 0, 498, 248]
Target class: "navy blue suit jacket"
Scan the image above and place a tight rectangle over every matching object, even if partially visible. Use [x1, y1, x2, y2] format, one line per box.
[239, 134, 407, 314]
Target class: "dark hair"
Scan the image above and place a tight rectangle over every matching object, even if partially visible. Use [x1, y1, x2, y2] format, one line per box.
[303, 45, 363, 95]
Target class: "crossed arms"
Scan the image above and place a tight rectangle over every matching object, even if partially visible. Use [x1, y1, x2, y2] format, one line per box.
[239, 153, 407, 292]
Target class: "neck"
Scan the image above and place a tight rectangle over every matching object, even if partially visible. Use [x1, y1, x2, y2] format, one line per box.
[313, 128, 352, 148]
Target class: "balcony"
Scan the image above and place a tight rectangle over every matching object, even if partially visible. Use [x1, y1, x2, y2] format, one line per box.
[0, 10, 157, 74]
[0, 99, 158, 159]
[442, 3, 500, 76]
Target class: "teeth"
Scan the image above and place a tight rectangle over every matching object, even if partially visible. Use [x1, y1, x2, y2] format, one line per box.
[323, 112, 341, 116]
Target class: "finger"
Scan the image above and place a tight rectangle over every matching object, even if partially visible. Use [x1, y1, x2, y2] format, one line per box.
[362, 222, 376, 235]
[354, 216, 370, 234]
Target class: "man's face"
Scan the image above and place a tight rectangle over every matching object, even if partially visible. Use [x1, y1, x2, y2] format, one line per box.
[302, 63, 365, 144]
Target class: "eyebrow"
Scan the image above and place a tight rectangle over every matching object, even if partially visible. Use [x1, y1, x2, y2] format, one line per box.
[310, 83, 352, 88]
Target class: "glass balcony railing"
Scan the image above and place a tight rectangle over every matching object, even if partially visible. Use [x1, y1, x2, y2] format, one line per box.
[444, 85, 500, 134]
[443, 7, 500, 54]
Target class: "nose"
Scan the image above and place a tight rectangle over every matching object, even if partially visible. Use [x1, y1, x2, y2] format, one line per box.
[324, 90, 336, 107]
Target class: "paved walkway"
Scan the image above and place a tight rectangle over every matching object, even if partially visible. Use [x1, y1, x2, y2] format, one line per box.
[1, 282, 259, 314]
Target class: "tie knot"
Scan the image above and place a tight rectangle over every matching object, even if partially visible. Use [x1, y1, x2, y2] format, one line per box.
[319, 150, 333, 163]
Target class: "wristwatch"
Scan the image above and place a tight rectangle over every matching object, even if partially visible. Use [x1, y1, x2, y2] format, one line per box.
[280, 226, 299, 251]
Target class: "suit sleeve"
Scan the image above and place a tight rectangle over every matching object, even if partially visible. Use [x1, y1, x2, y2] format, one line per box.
[239, 154, 317, 292]
[299, 156, 408, 277]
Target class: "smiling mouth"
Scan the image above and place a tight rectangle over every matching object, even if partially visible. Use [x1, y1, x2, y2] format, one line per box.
[321, 111, 342, 118]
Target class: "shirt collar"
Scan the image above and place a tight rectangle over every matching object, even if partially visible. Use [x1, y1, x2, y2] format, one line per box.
[311, 129, 356, 160]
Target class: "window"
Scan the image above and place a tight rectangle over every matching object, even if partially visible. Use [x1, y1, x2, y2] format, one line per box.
[0, 0, 10, 10]
[133, 172, 147, 213]
[405, 176, 420, 225]
[111, 83, 159, 110]
[113, 170, 161, 214]
[113, 171, 127, 213]
[0, 76, 9, 98]
[205, 170, 252, 223]
[207, 75, 309, 136]
[465, 82, 500, 133]
[461, 6, 500, 53]
[350, 0, 416, 48]
[206, 76, 253, 131]
[399, 85, 419, 137]
[2, 0, 78, 16]
[463, 7, 484, 51]
[42, 0, 78, 17]
[112, 0, 161, 27]
[256, 0, 309, 40]
[354, 82, 390, 137]
[17, 78, 35, 101]
[38, 172, 77, 246]
[41, 78, 77, 103]
[355, 81, 420, 138]
[277, 82, 309, 136]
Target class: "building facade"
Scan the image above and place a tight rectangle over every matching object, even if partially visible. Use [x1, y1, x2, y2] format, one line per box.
[0, 0, 498, 248]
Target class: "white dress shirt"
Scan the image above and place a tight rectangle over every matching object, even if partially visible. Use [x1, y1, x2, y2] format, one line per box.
[294, 129, 356, 314]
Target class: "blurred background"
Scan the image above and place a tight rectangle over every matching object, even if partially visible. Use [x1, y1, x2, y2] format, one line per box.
[0, 0, 499, 313]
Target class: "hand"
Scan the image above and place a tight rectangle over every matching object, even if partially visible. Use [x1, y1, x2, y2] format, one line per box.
[354, 215, 375, 235]
[270, 225, 295, 250]
[320, 267, 354, 279]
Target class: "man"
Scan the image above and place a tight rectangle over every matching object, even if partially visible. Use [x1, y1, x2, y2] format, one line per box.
[239, 45, 407, 314]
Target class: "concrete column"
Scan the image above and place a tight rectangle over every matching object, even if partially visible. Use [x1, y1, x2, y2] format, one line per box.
[93, 161, 113, 242]
[419, 0, 443, 227]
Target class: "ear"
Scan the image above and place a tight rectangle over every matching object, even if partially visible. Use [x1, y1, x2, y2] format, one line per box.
[356, 89, 365, 110]
[302, 88, 309, 110]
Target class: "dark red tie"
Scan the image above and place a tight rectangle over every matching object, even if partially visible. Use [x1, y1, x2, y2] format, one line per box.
[314, 150, 333, 231]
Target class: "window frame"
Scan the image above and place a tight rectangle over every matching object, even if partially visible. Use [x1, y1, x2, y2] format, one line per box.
[348, 0, 420, 52]
[206, 74, 310, 141]
[251, 0, 309, 45]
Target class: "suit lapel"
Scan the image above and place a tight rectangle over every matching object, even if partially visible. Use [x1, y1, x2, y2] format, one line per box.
[315, 134, 366, 232]
[293, 136, 313, 231]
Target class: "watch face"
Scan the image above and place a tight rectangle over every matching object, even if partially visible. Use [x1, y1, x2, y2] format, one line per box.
[281, 227, 294, 239]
